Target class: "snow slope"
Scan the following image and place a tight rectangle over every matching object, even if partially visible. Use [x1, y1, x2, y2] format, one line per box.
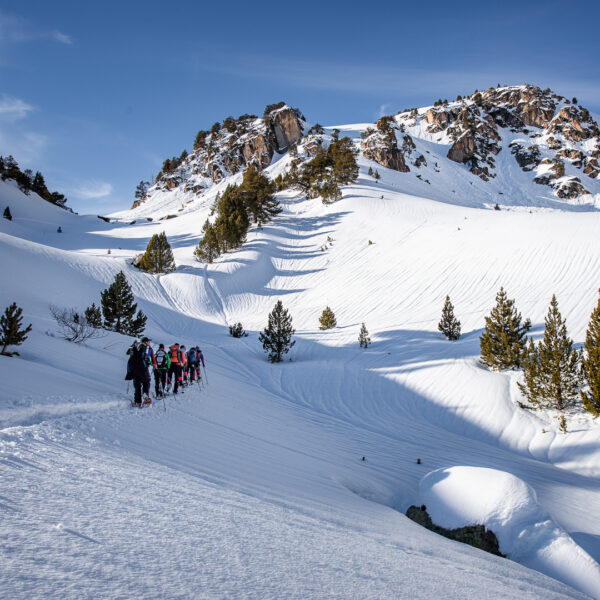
[2, 140, 600, 600]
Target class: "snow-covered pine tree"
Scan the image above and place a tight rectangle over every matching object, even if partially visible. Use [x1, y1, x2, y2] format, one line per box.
[358, 323, 371, 348]
[582, 289, 600, 417]
[319, 306, 337, 330]
[100, 271, 146, 335]
[84, 303, 102, 328]
[438, 295, 461, 340]
[0, 302, 32, 355]
[138, 231, 176, 273]
[480, 287, 531, 370]
[3, 206, 11, 220]
[518, 295, 582, 410]
[259, 300, 295, 363]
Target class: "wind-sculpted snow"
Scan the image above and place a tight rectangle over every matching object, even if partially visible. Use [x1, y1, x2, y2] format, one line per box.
[1, 165, 600, 599]
[420, 467, 600, 598]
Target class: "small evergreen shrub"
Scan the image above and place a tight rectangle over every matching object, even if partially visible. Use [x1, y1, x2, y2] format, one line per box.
[582, 289, 600, 417]
[480, 287, 531, 370]
[138, 231, 176, 273]
[438, 296, 461, 340]
[259, 300, 295, 363]
[358, 323, 371, 348]
[84, 303, 103, 328]
[518, 295, 582, 410]
[229, 322, 248, 338]
[100, 271, 147, 336]
[319, 306, 337, 330]
[0, 302, 32, 356]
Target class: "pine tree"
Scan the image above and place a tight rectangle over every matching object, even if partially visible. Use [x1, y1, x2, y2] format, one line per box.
[195, 224, 221, 263]
[135, 180, 150, 202]
[358, 323, 371, 348]
[129, 310, 147, 337]
[518, 295, 582, 410]
[138, 231, 176, 273]
[582, 289, 600, 417]
[480, 287, 531, 370]
[3, 206, 12, 221]
[84, 303, 102, 328]
[320, 177, 342, 204]
[319, 306, 337, 330]
[438, 295, 461, 340]
[31, 172, 47, 198]
[100, 271, 146, 335]
[0, 302, 32, 355]
[240, 166, 281, 226]
[259, 300, 295, 363]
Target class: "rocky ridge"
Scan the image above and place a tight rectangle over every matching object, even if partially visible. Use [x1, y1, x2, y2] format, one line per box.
[133, 85, 600, 212]
[133, 104, 306, 208]
[363, 85, 600, 200]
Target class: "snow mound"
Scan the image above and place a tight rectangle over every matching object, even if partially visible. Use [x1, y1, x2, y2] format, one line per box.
[420, 466, 600, 598]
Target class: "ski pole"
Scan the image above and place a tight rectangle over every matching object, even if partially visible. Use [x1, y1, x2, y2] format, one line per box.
[202, 364, 208, 384]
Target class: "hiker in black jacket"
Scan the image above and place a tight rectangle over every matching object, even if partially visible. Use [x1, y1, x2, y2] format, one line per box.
[127, 337, 153, 405]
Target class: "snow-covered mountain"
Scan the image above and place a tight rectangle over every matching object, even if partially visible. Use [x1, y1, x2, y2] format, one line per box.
[130, 84, 600, 218]
[2, 83, 600, 599]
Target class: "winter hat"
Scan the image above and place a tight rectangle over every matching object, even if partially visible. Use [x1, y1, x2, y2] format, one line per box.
[159, 343, 164, 349]
[142, 337, 151, 343]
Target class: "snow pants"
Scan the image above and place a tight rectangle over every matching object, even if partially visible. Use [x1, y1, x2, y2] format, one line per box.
[133, 370, 151, 404]
[190, 361, 200, 382]
[168, 364, 182, 394]
[154, 369, 167, 395]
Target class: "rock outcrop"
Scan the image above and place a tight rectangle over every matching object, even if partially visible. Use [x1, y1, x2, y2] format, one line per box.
[143, 104, 306, 205]
[447, 133, 476, 163]
[394, 84, 600, 196]
[133, 85, 599, 210]
[406, 505, 504, 557]
[361, 118, 410, 173]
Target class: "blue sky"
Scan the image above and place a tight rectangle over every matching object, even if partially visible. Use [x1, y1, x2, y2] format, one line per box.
[1, 0, 599, 213]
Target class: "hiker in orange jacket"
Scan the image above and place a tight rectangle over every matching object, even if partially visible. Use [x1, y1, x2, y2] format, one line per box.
[167, 343, 185, 395]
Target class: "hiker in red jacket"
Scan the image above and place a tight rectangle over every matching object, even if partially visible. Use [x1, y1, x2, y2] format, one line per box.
[180, 345, 189, 385]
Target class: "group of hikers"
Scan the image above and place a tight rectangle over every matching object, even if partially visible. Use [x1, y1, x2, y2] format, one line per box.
[126, 337, 205, 406]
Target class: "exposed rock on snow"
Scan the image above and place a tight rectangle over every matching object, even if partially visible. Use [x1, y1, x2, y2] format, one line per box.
[406, 504, 503, 556]
[420, 466, 600, 599]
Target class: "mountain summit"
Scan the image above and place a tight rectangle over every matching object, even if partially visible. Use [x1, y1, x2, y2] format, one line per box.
[131, 85, 599, 215]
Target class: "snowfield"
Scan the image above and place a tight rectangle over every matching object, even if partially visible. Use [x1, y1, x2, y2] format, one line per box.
[2, 131, 600, 599]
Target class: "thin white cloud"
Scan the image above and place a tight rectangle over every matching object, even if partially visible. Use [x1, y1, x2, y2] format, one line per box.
[195, 54, 600, 113]
[72, 181, 113, 200]
[0, 129, 47, 164]
[0, 11, 72, 45]
[0, 94, 35, 121]
[51, 30, 72, 45]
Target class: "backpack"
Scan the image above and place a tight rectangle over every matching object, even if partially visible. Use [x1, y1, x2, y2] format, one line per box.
[156, 349, 167, 368]
[126, 342, 146, 379]
[169, 348, 180, 364]
[188, 348, 197, 363]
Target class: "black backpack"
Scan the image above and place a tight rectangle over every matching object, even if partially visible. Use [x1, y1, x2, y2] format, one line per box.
[125, 342, 146, 379]
[155, 349, 167, 368]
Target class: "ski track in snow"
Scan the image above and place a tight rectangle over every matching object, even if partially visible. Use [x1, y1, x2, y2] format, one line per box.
[1, 156, 600, 599]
